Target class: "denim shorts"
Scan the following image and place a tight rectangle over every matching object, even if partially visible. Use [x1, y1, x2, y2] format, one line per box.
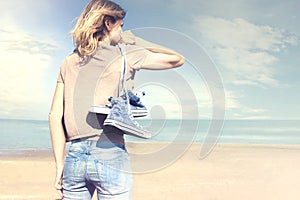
[62, 140, 132, 200]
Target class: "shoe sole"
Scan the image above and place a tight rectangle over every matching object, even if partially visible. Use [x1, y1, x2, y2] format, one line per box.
[89, 106, 110, 114]
[104, 119, 151, 139]
[130, 110, 148, 118]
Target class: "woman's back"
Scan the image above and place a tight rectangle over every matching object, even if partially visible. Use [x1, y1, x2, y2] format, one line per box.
[59, 40, 148, 141]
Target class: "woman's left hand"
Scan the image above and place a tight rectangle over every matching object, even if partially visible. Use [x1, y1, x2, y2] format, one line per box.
[120, 30, 136, 45]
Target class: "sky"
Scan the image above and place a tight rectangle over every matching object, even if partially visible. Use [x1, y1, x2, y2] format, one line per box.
[0, 0, 299, 120]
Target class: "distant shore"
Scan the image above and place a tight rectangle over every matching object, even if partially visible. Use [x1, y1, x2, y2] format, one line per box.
[1, 143, 300, 199]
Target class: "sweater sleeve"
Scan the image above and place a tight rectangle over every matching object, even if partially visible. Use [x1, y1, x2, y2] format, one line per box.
[57, 59, 67, 83]
[125, 44, 149, 70]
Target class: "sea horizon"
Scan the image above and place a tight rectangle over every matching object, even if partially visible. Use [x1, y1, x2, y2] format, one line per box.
[0, 118, 299, 153]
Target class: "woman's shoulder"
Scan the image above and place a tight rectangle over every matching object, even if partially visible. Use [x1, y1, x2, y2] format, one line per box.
[123, 44, 149, 57]
[59, 51, 83, 69]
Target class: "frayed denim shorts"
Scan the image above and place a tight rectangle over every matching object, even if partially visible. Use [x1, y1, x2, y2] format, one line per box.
[62, 140, 132, 200]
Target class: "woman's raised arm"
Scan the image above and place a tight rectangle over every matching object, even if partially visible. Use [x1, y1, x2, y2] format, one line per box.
[121, 30, 185, 70]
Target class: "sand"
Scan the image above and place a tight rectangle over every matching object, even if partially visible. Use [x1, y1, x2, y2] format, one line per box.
[0, 143, 300, 200]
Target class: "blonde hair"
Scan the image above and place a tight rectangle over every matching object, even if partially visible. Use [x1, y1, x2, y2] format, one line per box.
[71, 0, 126, 57]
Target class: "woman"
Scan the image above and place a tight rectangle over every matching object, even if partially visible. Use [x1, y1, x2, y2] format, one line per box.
[49, 0, 184, 199]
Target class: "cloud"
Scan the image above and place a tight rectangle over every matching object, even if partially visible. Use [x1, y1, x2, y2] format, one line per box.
[197, 17, 296, 50]
[224, 89, 270, 119]
[190, 16, 300, 119]
[0, 23, 59, 119]
[194, 17, 298, 87]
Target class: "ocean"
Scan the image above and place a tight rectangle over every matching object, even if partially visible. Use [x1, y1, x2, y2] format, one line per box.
[0, 118, 299, 152]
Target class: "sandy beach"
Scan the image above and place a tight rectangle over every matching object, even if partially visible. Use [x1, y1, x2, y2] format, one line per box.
[0, 143, 300, 200]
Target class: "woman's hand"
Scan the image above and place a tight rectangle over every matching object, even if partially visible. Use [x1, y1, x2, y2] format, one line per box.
[120, 30, 136, 45]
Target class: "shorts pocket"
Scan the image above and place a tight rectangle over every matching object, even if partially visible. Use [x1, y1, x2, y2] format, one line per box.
[63, 153, 85, 187]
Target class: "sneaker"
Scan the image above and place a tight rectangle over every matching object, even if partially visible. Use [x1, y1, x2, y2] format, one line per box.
[89, 90, 148, 117]
[103, 96, 151, 139]
[124, 90, 148, 117]
[130, 104, 148, 117]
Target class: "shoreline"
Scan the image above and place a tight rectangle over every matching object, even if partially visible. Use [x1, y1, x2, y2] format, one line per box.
[1, 142, 299, 155]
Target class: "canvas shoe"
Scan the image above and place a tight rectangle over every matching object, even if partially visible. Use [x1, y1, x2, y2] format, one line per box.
[103, 96, 151, 139]
[129, 104, 148, 117]
[123, 90, 148, 117]
[89, 90, 148, 117]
